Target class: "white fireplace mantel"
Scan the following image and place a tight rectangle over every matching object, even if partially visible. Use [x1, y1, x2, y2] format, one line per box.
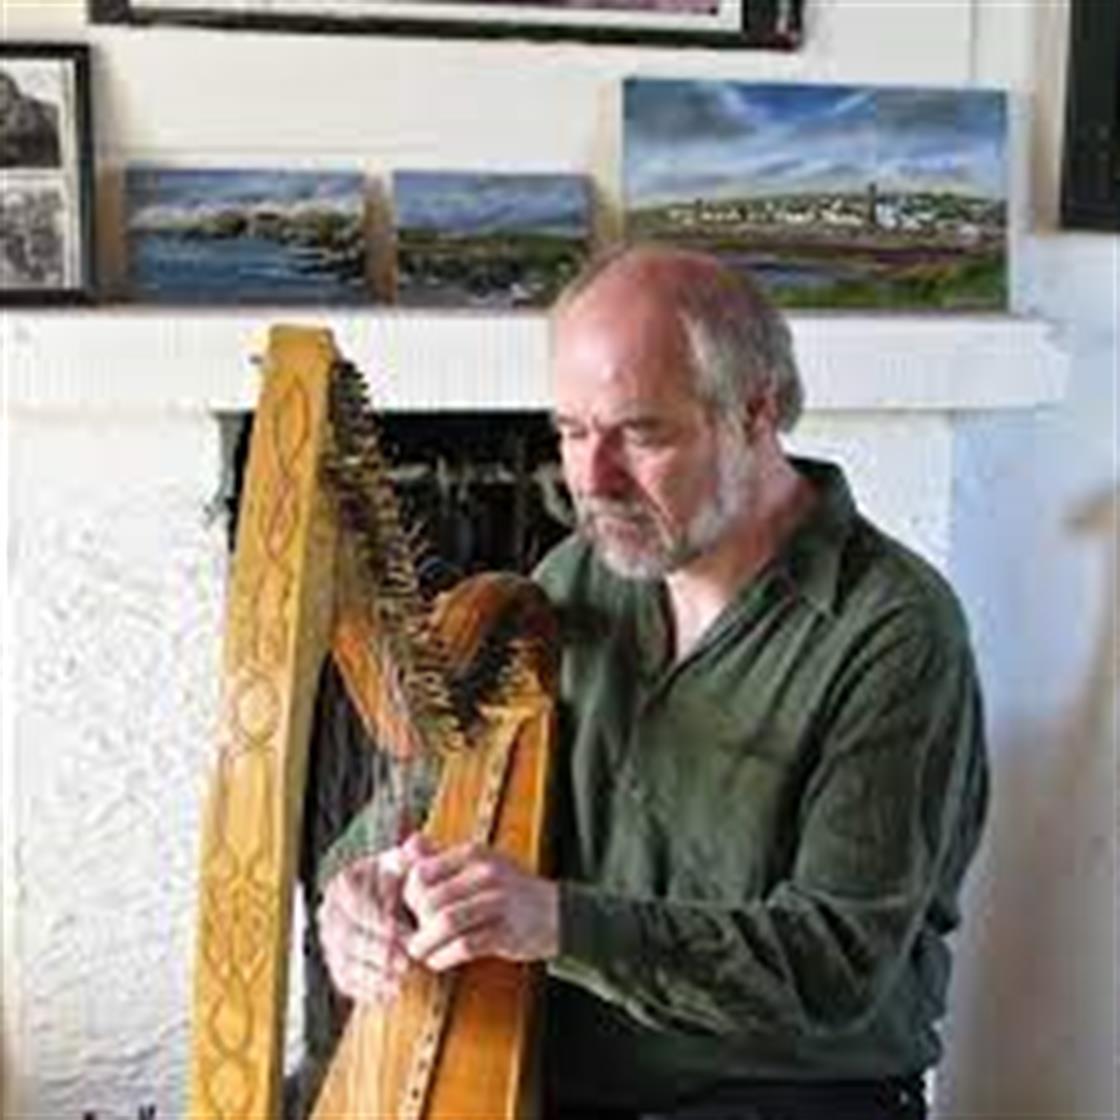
[0, 303, 1076, 1120]
[2, 308, 1067, 414]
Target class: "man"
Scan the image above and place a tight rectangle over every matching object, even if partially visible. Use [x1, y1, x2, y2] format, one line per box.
[316, 245, 989, 1119]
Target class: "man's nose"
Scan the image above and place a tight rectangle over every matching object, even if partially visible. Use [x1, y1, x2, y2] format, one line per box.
[582, 434, 629, 498]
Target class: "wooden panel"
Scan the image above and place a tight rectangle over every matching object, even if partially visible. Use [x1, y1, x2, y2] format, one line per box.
[189, 326, 339, 1120]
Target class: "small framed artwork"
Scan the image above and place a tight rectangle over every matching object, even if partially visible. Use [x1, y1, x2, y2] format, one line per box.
[88, 0, 803, 51]
[625, 77, 1009, 310]
[125, 167, 368, 305]
[1, 43, 96, 305]
[392, 170, 592, 309]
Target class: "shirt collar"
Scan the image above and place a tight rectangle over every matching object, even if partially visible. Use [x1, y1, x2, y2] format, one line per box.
[773, 457, 858, 617]
[604, 457, 858, 671]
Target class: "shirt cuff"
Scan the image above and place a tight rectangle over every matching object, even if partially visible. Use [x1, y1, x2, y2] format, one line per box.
[557, 880, 646, 971]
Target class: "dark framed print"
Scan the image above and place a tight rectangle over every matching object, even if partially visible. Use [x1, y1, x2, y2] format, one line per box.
[1060, 0, 1119, 231]
[1, 43, 96, 304]
[1, 44, 96, 304]
[88, 0, 802, 51]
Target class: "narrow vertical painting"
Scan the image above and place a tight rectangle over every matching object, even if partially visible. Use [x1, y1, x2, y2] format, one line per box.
[125, 167, 367, 304]
[392, 170, 592, 308]
[624, 78, 1009, 309]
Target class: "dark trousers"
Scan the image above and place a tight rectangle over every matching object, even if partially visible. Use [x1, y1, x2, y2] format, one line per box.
[551, 1074, 928, 1120]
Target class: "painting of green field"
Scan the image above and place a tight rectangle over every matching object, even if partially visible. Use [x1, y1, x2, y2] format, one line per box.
[393, 171, 591, 309]
[624, 78, 1008, 310]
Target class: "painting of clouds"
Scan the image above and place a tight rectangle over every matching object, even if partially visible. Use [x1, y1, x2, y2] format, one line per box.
[126, 168, 367, 304]
[393, 171, 591, 308]
[624, 78, 1008, 309]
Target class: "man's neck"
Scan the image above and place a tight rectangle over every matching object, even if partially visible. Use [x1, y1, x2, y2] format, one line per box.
[664, 456, 816, 661]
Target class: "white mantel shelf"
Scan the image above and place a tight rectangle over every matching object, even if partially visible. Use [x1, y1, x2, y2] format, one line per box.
[2, 308, 1068, 414]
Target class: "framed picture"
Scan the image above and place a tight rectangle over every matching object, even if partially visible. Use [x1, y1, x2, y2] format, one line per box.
[624, 77, 1008, 311]
[1060, 0, 1119, 231]
[88, 0, 803, 51]
[393, 170, 592, 308]
[1, 43, 96, 304]
[124, 167, 369, 305]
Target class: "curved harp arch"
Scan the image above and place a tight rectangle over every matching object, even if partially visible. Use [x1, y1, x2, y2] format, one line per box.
[189, 326, 558, 1119]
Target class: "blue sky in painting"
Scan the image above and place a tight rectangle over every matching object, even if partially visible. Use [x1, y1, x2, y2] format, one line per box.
[624, 78, 1007, 206]
[394, 171, 590, 237]
[126, 168, 364, 224]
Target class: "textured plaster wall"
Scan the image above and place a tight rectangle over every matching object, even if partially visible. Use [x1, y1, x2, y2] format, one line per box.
[7, 416, 226, 1117]
[2, 0, 1115, 1118]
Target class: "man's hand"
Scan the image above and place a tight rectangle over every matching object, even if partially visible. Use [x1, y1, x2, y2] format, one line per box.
[317, 833, 430, 1005]
[402, 843, 559, 971]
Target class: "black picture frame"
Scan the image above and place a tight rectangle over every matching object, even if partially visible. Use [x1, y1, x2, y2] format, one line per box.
[1, 43, 96, 305]
[1060, 0, 1119, 231]
[87, 0, 802, 51]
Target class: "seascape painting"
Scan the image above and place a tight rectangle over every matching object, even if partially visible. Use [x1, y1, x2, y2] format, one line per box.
[393, 170, 591, 308]
[125, 168, 367, 304]
[624, 78, 1008, 310]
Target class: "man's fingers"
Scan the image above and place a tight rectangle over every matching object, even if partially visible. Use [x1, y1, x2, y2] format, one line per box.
[330, 953, 407, 1005]
[327, 858, 388, 927]
[319, 895, 395, 958]
[405, 891, 503, 966]
[403, 843, 489, 919]
[321, 904, 411, 1005]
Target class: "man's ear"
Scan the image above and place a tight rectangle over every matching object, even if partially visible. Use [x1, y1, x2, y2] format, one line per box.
[743, 389, 781, 441]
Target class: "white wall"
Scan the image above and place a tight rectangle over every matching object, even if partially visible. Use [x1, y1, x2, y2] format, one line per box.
[938, 4, 1117, 1114]
[2, 0, 1115, 1117]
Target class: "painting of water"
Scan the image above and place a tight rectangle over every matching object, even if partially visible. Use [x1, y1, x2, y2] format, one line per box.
[393, 170, 592, 309]
[624, 78, 1008, 310]
[126, 167, 367, 304]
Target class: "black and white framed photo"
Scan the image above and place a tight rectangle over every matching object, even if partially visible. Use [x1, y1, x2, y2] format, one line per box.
[88, 1, 803, 51]
[1, 43, 96, 304]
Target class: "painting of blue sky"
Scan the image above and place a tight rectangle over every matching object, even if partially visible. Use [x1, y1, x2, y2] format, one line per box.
[393, 170, 591, 308]
[126, 167, 367, 304]
[624, 78, 1008, 309]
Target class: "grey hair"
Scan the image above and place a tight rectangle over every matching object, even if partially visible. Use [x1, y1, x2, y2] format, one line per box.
[552, 243, 804, 431]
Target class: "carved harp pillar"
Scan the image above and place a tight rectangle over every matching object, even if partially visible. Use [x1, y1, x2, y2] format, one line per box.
[189, 326, 558, 1120]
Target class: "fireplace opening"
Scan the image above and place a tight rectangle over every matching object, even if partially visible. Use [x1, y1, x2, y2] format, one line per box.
[217, 409, 572, 577]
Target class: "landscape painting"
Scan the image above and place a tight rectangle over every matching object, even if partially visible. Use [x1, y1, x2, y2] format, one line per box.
[393, 170, 591, 308]
[125, 167, 367, 304]
[624, 78, 1008, 309]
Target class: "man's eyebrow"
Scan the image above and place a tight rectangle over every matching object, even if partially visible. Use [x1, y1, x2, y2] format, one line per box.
[617, 415, 668, 431]
[550, 412, 670, 432]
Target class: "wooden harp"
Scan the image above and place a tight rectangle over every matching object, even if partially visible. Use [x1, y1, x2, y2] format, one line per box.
[189, 326, 558, 1120]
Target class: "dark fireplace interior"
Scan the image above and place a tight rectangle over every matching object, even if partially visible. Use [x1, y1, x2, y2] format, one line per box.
[222, 409, 571, 575]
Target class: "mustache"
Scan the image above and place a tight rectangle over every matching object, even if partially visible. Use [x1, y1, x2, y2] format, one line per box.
[575, 497, 653, 524]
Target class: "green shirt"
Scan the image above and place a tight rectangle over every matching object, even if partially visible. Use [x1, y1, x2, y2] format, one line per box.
[534, 459, 988, 1108]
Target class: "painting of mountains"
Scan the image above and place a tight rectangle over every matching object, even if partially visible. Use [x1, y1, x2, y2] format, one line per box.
[624, 78, 1008, 310]
[393, 170, 591, 309]
[126, 168, 367, 304]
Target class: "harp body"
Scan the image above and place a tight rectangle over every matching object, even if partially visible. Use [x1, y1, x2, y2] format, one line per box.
[189, 326, 557, 1120]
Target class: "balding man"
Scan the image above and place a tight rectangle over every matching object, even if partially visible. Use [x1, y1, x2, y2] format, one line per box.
[317, 245, 988, 1120]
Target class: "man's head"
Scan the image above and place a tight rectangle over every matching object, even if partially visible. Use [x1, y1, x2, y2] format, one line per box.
[549, 244, 803, 579]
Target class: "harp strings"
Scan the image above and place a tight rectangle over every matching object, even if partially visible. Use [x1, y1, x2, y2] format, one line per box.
[317, 358, 533, 1117]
